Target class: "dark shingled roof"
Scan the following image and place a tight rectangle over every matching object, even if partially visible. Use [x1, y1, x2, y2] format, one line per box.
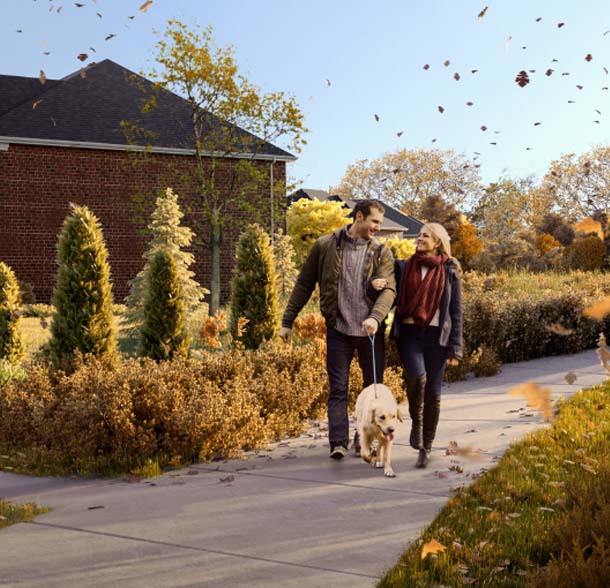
[0, 59, 294, 160]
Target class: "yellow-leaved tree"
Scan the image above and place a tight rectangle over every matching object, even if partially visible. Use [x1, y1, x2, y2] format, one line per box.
[287, 199, 351, 266]
[125, 20, 307, 314]
[333, 148, 482, 218]
[380, 236, 416, 260]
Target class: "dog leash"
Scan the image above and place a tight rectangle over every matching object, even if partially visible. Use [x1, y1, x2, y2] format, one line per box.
[367, 332, 378, 399]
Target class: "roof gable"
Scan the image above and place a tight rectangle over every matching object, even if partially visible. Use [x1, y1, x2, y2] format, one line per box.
[0, 60, 294, 160]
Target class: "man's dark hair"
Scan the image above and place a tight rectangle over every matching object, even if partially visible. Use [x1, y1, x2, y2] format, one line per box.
[352, 199, 384, 219]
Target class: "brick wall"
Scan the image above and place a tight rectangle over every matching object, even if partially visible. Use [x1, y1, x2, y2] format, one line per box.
[0, 143, 286, 303]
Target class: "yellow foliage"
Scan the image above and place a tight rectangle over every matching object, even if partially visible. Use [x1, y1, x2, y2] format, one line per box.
[380, 236, 416, 260]
[573, 217, 604, 239]
[537, 233, 561, 255]
[286, 198, 351, 266]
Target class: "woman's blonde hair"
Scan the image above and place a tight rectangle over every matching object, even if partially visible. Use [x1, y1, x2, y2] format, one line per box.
[422, 222, 452, 257]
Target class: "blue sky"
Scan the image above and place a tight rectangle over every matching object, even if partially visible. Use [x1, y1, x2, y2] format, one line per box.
[2, 0, 610, 195]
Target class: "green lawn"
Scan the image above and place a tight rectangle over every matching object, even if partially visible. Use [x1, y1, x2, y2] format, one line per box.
[378, 382, 610, 587]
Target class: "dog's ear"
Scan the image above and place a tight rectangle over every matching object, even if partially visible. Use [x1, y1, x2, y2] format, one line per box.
[397, 408, 404, 422]
[368, 407, 375, 424]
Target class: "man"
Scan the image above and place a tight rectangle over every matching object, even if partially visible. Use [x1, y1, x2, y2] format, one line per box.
[278, 200, 396, 459]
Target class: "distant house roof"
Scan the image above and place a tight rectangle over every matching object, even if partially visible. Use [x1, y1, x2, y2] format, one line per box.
[0, 59, 295, 161]
[288, 189, 423, 238]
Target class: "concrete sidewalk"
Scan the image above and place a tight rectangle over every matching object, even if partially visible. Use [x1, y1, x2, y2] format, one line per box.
[1, 350, 607, 588]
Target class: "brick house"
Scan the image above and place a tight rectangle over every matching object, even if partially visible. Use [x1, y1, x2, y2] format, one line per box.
[0, 59, 295, 303]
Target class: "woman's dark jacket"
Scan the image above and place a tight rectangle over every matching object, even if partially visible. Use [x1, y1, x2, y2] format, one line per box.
[389, 258, 463, 361]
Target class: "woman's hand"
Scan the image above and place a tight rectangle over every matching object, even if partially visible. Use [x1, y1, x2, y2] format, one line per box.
[371, 278, 387, 291]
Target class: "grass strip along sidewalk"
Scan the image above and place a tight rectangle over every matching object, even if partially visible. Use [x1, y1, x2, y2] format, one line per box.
[379, 381, 610, 588]
[0, 499, 48, 530]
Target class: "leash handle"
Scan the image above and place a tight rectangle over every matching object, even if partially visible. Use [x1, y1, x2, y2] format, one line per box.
[367, 332, 378, 399]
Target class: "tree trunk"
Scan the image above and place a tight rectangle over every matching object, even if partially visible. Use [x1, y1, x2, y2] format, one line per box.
[209, 218, 223, 316]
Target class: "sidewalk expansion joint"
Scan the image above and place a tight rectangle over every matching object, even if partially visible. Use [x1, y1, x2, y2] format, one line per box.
[29, 521, 379, 580]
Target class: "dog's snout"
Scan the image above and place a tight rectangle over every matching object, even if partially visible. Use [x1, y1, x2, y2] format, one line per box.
[387, 426, 395, 434]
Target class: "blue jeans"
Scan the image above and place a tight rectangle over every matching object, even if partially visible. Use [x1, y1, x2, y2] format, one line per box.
[397, 325, 448, 398]
[326, 327, 385, 448]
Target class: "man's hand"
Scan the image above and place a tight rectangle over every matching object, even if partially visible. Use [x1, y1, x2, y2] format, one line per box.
[362, 317, 378, 336]
[278, 327, 292, 343]
[446, 358, 460, 367]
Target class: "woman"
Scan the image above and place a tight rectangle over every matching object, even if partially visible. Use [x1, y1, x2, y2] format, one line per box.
[391, 222, 463, 468]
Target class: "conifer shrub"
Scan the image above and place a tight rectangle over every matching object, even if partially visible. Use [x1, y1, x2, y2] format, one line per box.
[0, 262, 24, 365]
[139, 250, 190, 360]
[125, 187, 207, 334]
[230, 224, 279, 350]
[45, 204, 117, 370]
[272, 228, 298, 302]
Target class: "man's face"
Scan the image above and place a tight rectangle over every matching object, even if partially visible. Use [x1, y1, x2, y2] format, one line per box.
[355, 208, 384, 240]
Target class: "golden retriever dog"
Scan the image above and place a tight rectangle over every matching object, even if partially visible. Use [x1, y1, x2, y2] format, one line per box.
[355, 383, 403, 477]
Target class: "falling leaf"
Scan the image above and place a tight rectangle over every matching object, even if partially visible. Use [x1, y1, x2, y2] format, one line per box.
[139, 0, 153, 12]
[77, 53, 88, 62]
[583, 296, 610, 320]
[477, 6, 489, 21]
[105, 34, 116, 41]
[546, 323, 573, 336]
[421, 538, 446, 559]
[480, 125, 488, 131]
[534, 122, 542, 126]
[438, 105, 445, 113]
[75, 2, 85, 7]
[508, 382, 553, 420]
[396, 131, 403, 137]
[505, 35, 512, 50]
[443, 59, 450, 67]
[536, 17, 542, 22]
[325, 78, 331, 86]
[374, 114, 380, 122]
[96, 12, 102, 18]
[515, 70, 530, 87]
[576, 84, 584, 89]
[423, 63, 430, 70]
[454, 72, 461, 81]
[546, 68, 554, 76]
[39, 70, 46, 84]
[471, 69, 479, 74]
[557, 22, 565, 28]
[564, 371, 577, 384]
[585, 53, 593, 62]
[466, 101, 474, 106]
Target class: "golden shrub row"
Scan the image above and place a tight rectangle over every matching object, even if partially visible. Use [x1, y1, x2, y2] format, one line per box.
[0, 339, 405, 473]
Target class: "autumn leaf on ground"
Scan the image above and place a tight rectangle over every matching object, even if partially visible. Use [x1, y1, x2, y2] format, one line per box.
[564, 371, 577, 385]
[515, 70, 530, 87]
[583, 296, 610, 320]
[421, 538, 446, 559]
[139, 0, 153, 12]
[546, 323, 573, 336]
[508, 382, 553, 420]
[219, 475, 235, 483]
[477, 6, 489, 21]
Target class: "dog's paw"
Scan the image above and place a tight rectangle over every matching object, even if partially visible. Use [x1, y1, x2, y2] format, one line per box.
[384, 468, 396, 478]
[374, 460, 384, 469]
[361, 451, 373, 464]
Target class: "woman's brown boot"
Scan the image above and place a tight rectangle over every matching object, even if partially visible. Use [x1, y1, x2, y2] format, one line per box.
[406, 375, 426, 450]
